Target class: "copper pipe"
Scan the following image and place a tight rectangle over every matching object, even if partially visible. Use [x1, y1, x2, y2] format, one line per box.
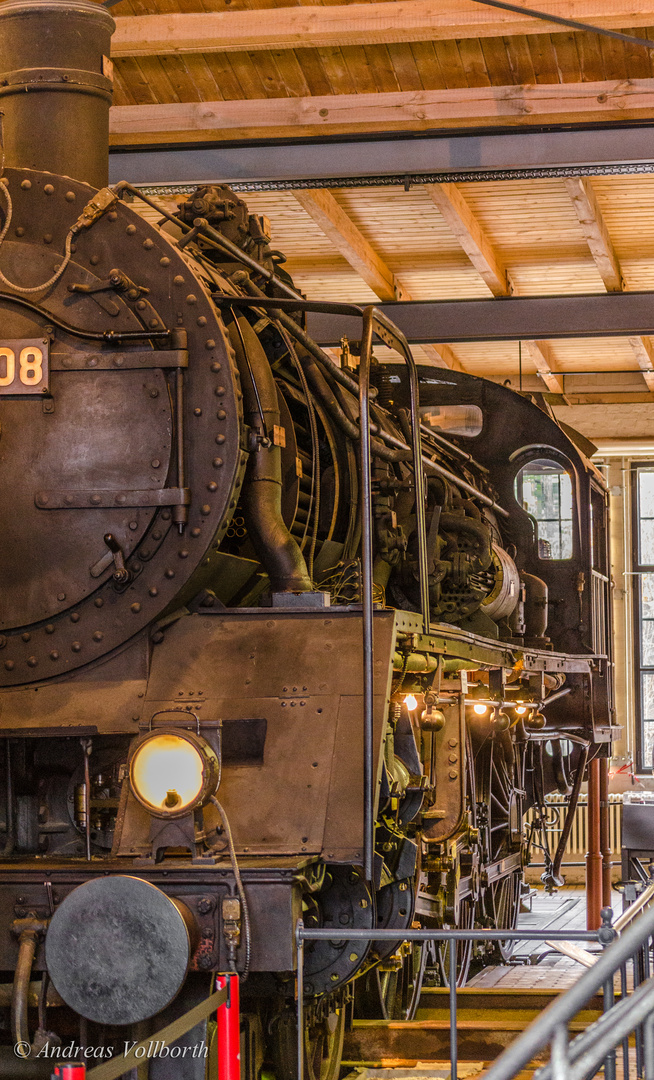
[586, 756, 602, 930]
[599, 756, 613, 909]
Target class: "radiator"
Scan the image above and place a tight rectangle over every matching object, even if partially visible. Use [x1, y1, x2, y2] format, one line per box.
[525, 793, 623, 866]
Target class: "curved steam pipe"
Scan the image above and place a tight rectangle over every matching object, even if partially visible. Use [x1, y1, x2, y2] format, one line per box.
[11, 919, 47, 1057]
[228, 314, 312, 593]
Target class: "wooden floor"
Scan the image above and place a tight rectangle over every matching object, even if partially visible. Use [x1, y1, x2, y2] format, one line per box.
[469, 885, 623, 992]
[344, 885, 639, 1080]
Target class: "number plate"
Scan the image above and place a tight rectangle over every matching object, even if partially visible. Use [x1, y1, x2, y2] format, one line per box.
[0, 339, 49, 395]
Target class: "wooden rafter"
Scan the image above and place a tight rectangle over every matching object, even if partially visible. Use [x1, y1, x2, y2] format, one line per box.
[111, 1, 654, 57]
[521, 341, 565, 396]
[628, 337, 654, 393]
[425, 183, 512, 298]
[563, 178, 624, 293]
[422, 183, 566, 391]
[293, 189, 398, 301]
[564, 176, 654, 392]
[109, 79, 654, 144]
[293, 189, 463, 371]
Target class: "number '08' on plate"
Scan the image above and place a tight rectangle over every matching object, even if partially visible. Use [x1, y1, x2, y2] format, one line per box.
[0, 339, 49, 395]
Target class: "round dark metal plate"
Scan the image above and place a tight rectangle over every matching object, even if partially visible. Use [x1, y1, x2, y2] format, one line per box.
[303, 865, 373, 997]
[45, 875, 191, 1025]
[0, 168, 247, 686]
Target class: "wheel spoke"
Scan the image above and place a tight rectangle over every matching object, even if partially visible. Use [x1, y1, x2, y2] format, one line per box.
[491, 791, 509, 813]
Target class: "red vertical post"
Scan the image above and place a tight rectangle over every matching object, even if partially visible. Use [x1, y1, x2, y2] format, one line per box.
[216, 973, 241, 1080]
[52, 1066, 86, 1079]
[586, 756, 602, 930]
[599, 756, 613, 909]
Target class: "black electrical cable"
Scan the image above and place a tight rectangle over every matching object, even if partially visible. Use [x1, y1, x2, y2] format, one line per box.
[0, 291, 170, 343]
[469, 0, 654, 51]
[211, 796, 251, 981]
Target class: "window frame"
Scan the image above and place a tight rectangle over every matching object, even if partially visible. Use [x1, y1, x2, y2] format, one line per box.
[513, 453, 575, 562]
[631, 462, 654, 772]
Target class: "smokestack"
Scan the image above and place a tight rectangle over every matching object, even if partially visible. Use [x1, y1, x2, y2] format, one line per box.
[0, 0, 115, 189]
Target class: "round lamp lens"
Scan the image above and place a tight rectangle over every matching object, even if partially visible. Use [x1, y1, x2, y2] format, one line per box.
[131, 734, 205, 814]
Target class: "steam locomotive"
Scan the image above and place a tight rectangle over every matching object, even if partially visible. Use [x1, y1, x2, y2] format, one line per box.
[0, 0, 615, 1076]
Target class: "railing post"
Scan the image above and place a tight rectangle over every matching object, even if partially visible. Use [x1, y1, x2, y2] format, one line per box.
[599, 907, 617, 1080]
[296, 921, 304, 1080]
[449, 938, 458, 1080]
[358, 307, 428, 886]
[586, 757, 602, 930]
[599, 757, 613, 909]
[550, 1023, 570, 1080]
[621, 961, 630, 1079]
[216, 973, 241, 1080]
[645, 1005, 654, 1080]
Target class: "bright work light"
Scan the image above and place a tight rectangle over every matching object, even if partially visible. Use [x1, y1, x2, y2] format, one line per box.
[129, 729, 219, 818]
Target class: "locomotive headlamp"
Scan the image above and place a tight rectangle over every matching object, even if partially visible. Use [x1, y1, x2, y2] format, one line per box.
[129, 729, 220, 818]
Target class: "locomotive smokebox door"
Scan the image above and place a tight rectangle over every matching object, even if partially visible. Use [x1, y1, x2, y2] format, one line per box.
[45, 876, 197, 1025]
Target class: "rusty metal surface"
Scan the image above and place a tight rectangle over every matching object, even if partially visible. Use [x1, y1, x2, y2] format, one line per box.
[138, 608, 398, 861]
[0, 0, 114, 188]
[421, 696, 465, 844]
[0, 857, 310, 972]
[0, 167, 246, 685]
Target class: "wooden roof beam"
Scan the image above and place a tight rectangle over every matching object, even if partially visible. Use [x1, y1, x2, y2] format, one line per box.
[425, 182, 512, 297]
[424, 184, 562, 392]
[628, 336, 654, 393]
[111, 1, 654, 57]
[109, 79, 654, 144]
[420, 343, 463, 370]
[564, 176, 653, 391]
[522, 341, 565, 396]
[293, 189, 464, 371]
[563, 177, 624, 293]
[293, 188, 398, 302]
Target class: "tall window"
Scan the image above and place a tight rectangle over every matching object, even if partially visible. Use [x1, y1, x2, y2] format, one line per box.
[634, 466, 654, 770]
[515, 458, 573, 560]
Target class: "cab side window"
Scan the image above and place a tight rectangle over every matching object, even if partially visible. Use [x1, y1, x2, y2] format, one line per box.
[515, 458, 573, 560]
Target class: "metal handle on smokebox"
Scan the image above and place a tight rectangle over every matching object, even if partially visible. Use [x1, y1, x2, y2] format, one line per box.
[359, 306, 429, 886]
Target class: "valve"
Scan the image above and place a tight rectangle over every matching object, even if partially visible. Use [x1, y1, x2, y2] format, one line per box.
[103, 534, 131, 586]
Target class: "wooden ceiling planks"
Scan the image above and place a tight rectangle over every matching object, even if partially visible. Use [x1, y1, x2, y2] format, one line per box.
[112, 0, 654, 383]
[108, 3, 654, 111]
[131, 175, 654, 378]
[104, 0, 654, 136]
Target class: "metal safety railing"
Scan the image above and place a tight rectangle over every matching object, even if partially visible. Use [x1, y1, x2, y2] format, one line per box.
[294, 917, 614, 1080]
[484, 894, 654, 1080]
[358, 306, 429, 884]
